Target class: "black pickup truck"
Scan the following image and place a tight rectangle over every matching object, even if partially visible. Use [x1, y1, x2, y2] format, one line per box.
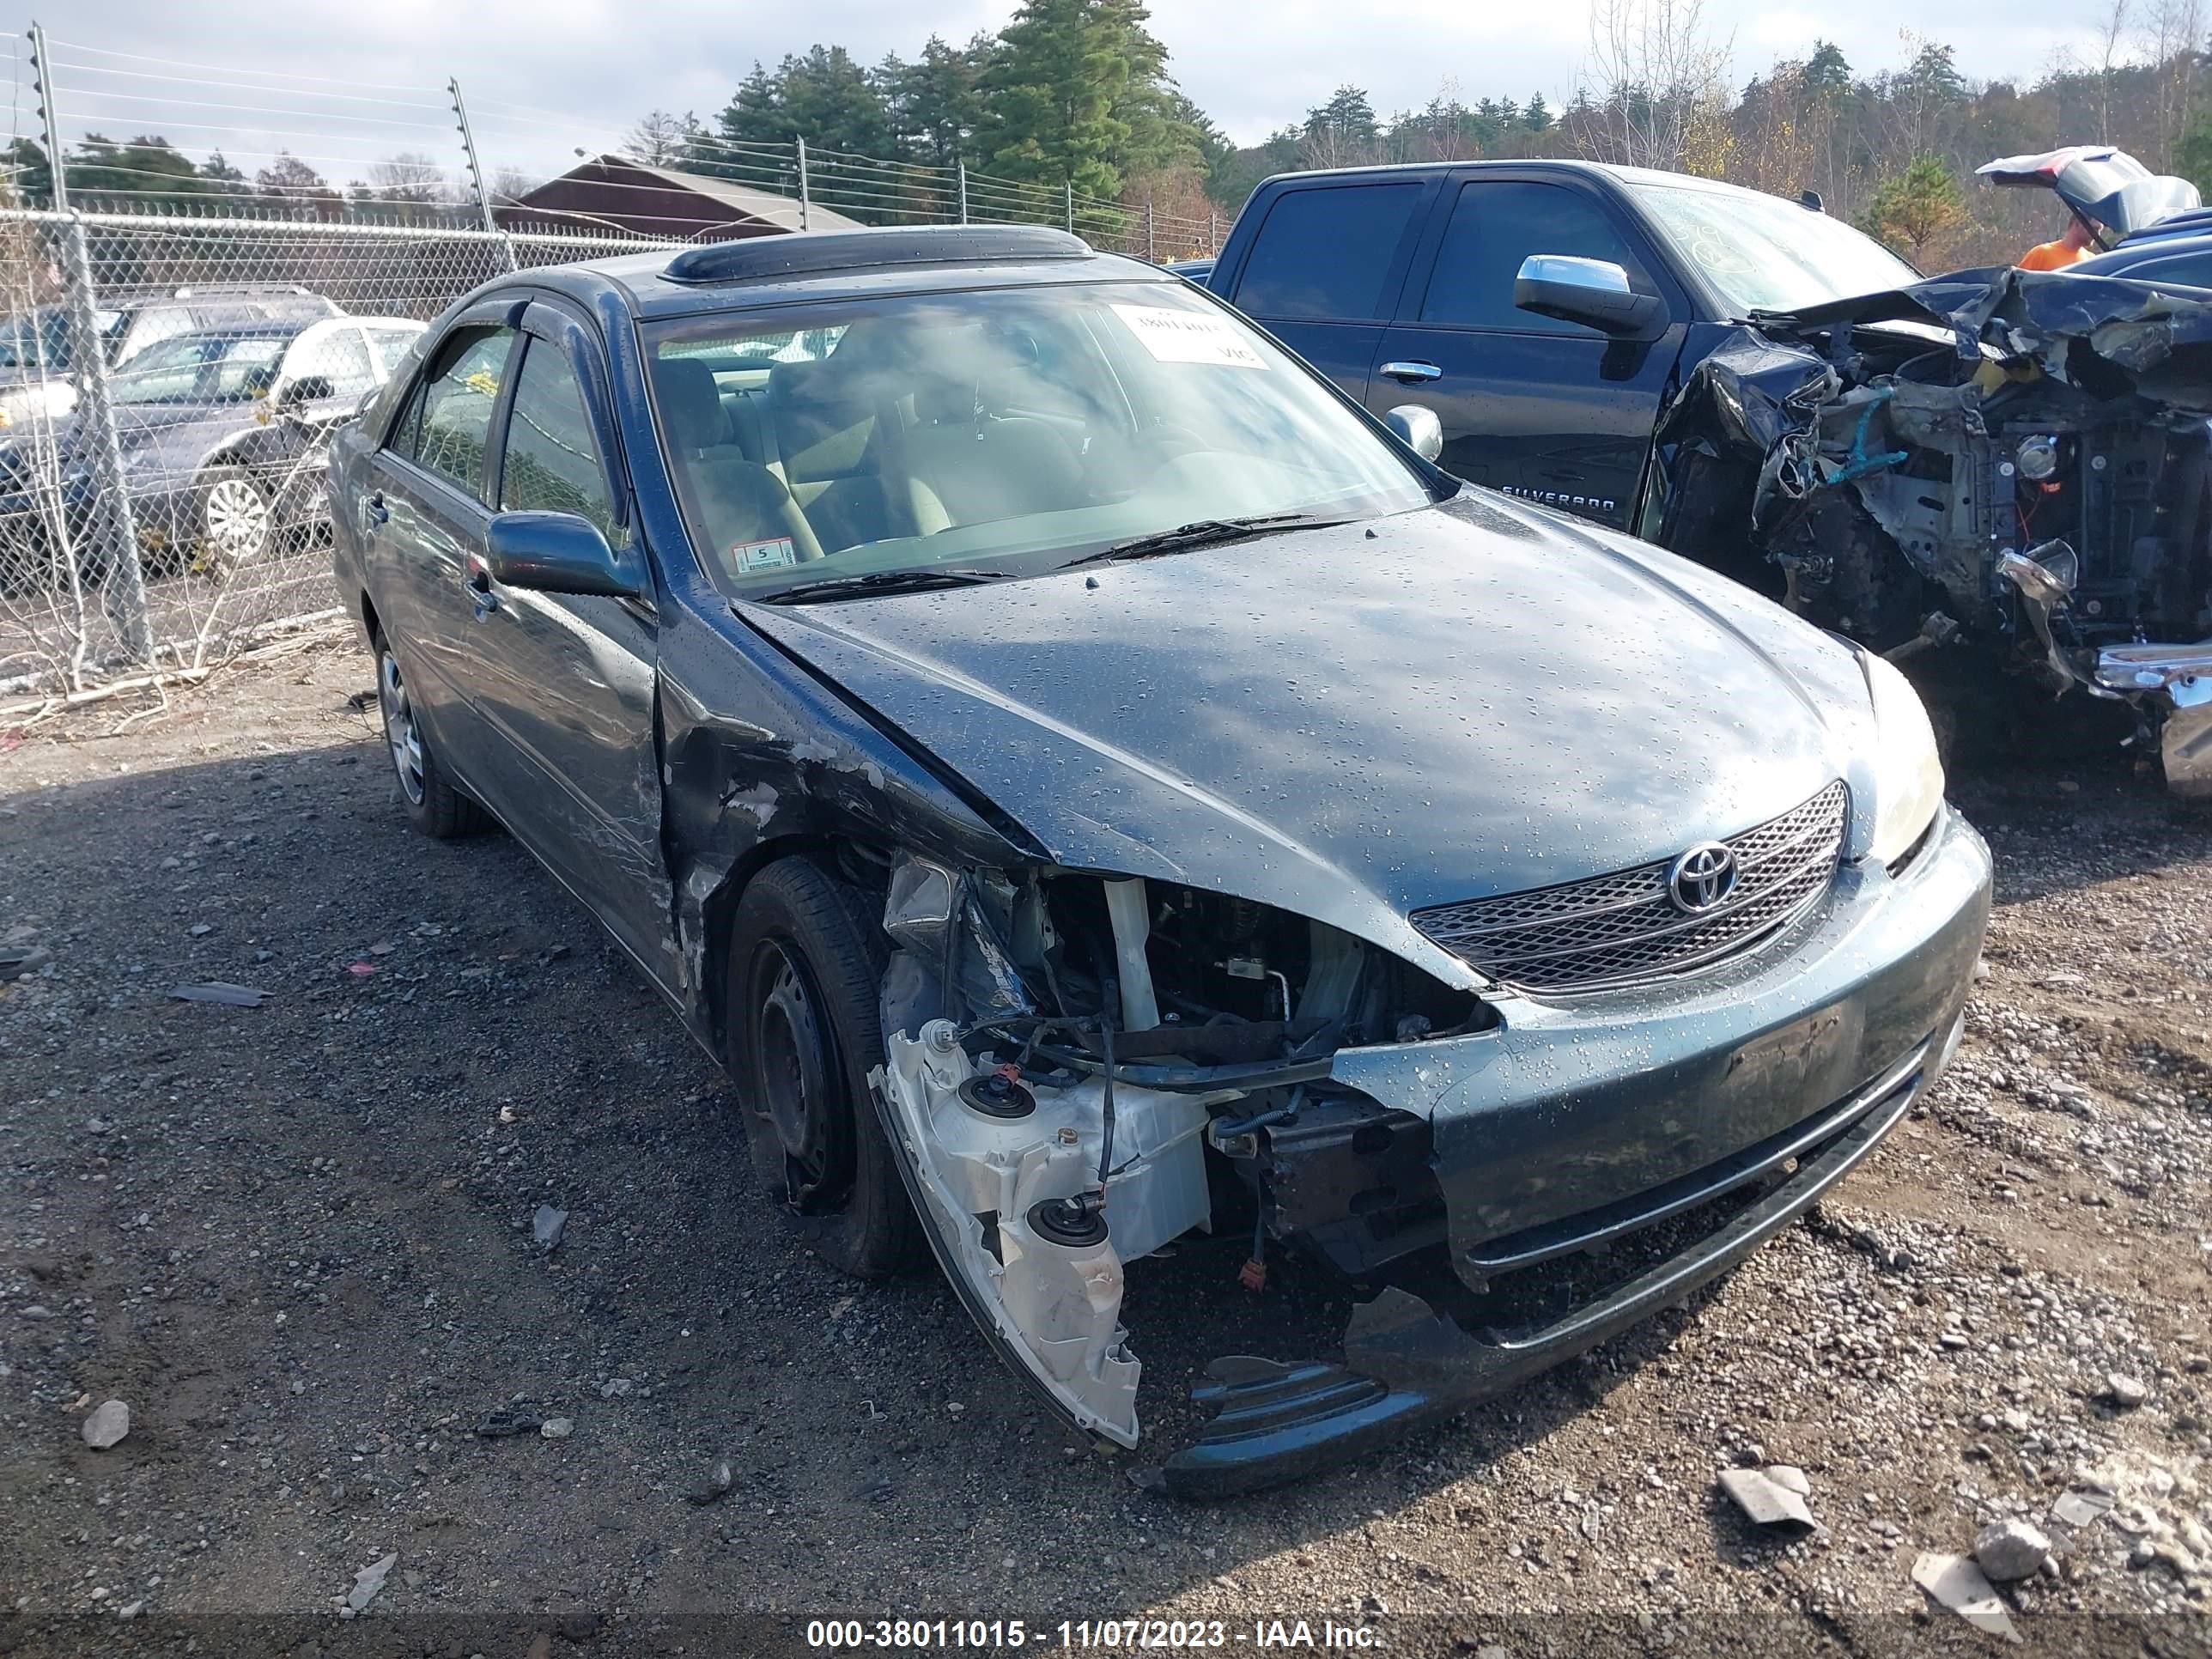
[1201, 159, 1919, 538]
[1203, 157, 2212, 795]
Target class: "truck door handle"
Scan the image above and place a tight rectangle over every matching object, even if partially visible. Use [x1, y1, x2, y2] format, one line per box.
[1379, 361, 1442, 384]
[366, 491, 388, 526]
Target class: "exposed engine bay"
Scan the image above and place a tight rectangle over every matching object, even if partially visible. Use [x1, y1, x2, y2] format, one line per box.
[1653, 267, 2212, 794]
[868, 854, 1487, 1447]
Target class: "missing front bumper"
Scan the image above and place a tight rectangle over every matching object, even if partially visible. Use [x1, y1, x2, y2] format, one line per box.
[1143, 1032, 1941, 1498]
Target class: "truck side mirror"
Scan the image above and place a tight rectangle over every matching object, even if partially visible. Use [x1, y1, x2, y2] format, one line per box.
[1514, 255, 1665, 337]
[1383, 404, 1443, 462]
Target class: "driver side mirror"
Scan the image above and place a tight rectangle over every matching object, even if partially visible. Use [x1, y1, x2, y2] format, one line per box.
[1514, 255, 1665, 337]
[484, 511, 642, 599]
[279, 374, 334, 406]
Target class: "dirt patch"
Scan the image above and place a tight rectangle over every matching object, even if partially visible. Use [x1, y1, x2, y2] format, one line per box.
[3, 646, 2209, 1656]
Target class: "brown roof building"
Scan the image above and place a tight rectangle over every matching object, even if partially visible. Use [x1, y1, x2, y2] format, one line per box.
[495, 154, 866, 243]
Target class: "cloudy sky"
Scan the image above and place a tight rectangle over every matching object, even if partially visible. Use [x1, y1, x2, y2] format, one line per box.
[32, 0, 2121, 181]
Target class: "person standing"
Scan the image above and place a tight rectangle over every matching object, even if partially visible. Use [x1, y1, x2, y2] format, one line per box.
[2019, 216, 2100, 270]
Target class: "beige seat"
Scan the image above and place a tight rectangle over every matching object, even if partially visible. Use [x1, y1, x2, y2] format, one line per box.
[687, 455, 825, 577]
[899, 379, 1085, 526]
[766, 357, 913, 553]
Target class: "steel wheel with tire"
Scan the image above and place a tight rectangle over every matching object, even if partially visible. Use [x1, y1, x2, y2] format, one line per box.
[195, 465, 272, 575]
[373, 630, 489, 838]
[728, 858, 919, 1279]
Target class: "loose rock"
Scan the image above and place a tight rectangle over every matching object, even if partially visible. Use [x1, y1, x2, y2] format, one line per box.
[80, 1401, 131, 1449]
[540, 1417, 574, 1440]
[1974, 1517, 2051, 1583]
[532, 1205, 568, 1249]
[2106, 1372, 2148, 1409]
[686, 1457, 736, 1505]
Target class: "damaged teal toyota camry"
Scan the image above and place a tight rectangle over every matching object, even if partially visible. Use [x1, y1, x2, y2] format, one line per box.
[327, 226, 1991, 1496]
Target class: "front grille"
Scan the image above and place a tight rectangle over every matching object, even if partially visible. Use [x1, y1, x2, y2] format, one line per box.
[1412, 781, 1849, 994]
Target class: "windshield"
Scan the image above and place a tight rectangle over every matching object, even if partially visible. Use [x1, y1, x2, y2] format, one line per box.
[644, 279, 1436, 599]
[0, 306, 106, 370]
[109, 333, 287, 406]
[1630, 182, 1921, 315]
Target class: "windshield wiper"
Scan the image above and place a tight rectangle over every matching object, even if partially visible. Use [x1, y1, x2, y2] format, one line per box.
[1065, 512, 1349, 568]
[753, 567, 1016, 605]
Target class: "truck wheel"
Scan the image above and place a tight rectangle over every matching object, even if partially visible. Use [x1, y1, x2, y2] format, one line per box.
[1788, 496, 1923, 652]
[373, 629, 489, 838]
[727, 858, 919, 1279]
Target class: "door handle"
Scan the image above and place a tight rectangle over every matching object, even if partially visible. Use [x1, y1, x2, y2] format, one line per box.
[1379, 361, 1443, 384]
[366, 491, 389, 526]
[464, 552, 502, 618]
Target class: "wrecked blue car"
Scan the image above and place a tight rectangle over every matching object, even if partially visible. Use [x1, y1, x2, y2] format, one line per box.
[328, 226, 1990, 1495]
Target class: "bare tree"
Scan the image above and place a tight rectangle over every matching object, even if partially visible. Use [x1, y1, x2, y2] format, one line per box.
[2095, 0, 2134, 142]
[368, 152, 446, 204]
[1574, 0, 1734, 170]
[624, 109, 701, 167]
[2137, 0, 2204, 164]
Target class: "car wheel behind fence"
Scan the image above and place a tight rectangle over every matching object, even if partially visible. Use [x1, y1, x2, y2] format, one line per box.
[193, 465, 272, 577]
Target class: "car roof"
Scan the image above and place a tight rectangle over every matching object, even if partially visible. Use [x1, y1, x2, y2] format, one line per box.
[2075, 232, 2212, 276]
[160, 320, 317, 343]
[505, 225, 1182, 321]
[1244, 156, 1799, 208]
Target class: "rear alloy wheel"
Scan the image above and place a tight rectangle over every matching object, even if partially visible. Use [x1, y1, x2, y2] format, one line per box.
[373, 632, 488, 839]
[728, 858, 919, 1279]
[195, 465, 272, 575]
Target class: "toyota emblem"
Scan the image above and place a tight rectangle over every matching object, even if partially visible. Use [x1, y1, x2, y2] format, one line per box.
[1667, 842, 1738, 914]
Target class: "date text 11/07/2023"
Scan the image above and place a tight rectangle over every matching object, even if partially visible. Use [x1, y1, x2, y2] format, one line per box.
[805, 1620, 1385, 1650]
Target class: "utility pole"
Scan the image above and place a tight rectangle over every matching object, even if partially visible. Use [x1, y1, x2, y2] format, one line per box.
[796, 137, 811, 231]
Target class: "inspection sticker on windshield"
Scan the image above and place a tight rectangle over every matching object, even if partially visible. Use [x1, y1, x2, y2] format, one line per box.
[1110, 305, 1268, 368]
[729, 537, 798, 572]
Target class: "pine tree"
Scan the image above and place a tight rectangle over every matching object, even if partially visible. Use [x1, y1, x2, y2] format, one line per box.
[1863, 153, 1968, 260]
[978, 0, 1175, 198]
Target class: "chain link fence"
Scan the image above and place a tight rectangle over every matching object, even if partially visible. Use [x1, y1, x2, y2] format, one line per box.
[0, 210, 681, 698]
[0, 211, 1220, 706]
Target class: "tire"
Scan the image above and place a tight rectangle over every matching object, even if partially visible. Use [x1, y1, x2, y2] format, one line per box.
[372, 629, 489, 839]
[194, 465, 272, 576]
[726, 857, 919, 1279]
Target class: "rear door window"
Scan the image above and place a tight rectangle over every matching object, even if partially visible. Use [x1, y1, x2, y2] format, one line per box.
[1232, 183, 1424, 320]
[1417, 180, 1654, 331]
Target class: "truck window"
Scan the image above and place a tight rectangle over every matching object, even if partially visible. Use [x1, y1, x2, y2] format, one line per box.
[1419, 180, 1653, 332]
[2127, 249, 2212, 290]
[1234, 183, 1424, 321]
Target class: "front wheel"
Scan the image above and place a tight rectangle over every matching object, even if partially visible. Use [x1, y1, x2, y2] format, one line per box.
[727, 858, 919, 1279]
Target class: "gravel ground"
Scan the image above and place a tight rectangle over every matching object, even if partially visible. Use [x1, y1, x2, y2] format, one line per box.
[2, 643, 2209, 1658]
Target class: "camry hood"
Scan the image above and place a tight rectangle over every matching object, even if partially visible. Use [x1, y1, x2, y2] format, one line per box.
[741, 496, 1876, 979]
